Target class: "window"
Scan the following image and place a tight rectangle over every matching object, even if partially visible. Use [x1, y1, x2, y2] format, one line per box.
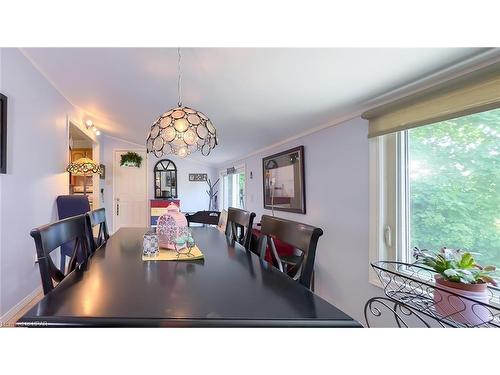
[407, 109, 500, 266]
[220, 165, 246, 210]
[372, 108, 500, 272]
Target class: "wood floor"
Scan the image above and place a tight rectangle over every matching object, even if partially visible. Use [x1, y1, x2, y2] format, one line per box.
[3, 291, 43, 328]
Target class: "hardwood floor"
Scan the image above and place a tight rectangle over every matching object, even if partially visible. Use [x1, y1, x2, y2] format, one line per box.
[3, 291, 43, 328]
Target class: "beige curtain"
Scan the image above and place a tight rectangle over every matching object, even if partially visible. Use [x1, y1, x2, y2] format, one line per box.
[362, 63, 500, 138]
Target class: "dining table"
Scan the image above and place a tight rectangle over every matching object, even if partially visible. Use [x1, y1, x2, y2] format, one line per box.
[17, 226, 361, 327]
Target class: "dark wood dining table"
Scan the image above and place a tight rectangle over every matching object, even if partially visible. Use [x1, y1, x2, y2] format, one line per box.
[17, 227, 361, 327]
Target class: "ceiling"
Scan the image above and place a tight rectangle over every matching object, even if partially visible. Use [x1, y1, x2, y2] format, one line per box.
[23, 48, 488, 165]
[69, 123, 92, 142]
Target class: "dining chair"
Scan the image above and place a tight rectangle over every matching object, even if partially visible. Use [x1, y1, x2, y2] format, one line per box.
[217, 209, 228, 232]
[186, 210, 221, 227]
[30, 214, 92, 295]
[85, 208, 110, 253]
[225, 207, 256, 250]
[257, 215, 323, 290]
[56, 195, 91, 271]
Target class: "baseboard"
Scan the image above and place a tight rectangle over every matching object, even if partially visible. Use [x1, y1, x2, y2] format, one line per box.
[0, 286, 43, 325]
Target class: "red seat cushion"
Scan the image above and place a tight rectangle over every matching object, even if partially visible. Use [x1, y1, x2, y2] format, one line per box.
[252, 228, 295, 263]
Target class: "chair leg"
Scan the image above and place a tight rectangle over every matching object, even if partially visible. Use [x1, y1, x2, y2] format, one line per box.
[311, 270, 315, 292]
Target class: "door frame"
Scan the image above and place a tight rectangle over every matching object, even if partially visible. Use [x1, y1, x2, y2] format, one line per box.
[219, 163, 246, 211]
[66, 117, 100, 210]
[112, 148, 149, 232]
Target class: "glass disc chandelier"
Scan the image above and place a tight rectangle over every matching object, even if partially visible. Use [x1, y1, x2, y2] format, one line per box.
[146, 48, 218, 158]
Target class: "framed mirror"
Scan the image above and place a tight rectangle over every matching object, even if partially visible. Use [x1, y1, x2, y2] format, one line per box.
[154, 159, 177, 199]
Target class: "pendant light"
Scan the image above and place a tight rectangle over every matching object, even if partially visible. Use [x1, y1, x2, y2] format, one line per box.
[146, 48, 218, 158]
[66, 157, 102, 196]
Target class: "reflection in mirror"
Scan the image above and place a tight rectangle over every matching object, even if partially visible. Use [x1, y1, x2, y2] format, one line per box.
[154, 159, 177, 198]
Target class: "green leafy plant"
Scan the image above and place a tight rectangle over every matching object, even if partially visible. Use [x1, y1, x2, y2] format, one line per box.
[120, 152, 143, 168]
[413, 247, 498, 285]
[409, 111, 500, 269]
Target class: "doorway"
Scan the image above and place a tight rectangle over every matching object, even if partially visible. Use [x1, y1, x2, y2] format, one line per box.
[221, 165, 246, 210]
[113, 150, 148, 231]
[68, 122, 99, 209]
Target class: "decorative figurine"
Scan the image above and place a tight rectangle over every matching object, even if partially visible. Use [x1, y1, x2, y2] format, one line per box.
[156, 203, 188, 249]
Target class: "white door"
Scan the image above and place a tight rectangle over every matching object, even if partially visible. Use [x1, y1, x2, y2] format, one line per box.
[113, 150, 148, 231]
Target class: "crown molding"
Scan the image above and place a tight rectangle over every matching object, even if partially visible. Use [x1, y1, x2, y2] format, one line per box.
[218, 48, 500, 167]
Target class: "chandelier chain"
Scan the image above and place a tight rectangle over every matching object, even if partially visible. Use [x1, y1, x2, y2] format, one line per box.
[177, 47, 182, 107]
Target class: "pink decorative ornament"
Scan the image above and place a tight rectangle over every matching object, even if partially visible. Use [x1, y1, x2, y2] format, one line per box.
[156, 203, 188, 249]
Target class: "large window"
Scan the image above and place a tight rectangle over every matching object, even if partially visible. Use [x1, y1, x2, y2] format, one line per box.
[407, 109, 500, 266]
[376, 108, 500, 269]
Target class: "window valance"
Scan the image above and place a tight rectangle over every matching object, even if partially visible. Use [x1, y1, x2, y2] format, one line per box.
[363, 62, 500, 138]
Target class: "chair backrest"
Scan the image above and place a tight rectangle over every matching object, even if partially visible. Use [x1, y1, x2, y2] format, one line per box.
[186, 211, 221, 226]
[225, 207, 256, 250]
[55, 195, 92, 270]
[218, 209, 228, 232]
[85, 208, 109, 253]
[30, 214, 91, 295]
[56, 195, 91, 219]
[257, 215, 323, 289]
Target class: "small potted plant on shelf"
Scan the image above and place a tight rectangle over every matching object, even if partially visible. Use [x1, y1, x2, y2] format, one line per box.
[120, 151, 143, 168]
[413, 247, 498, 325]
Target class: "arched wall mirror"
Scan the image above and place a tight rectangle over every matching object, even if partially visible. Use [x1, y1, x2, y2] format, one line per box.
[154, 159, 178, 199]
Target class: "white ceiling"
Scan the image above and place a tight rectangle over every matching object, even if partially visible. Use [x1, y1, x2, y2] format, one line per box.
[23, 48, 487, 165]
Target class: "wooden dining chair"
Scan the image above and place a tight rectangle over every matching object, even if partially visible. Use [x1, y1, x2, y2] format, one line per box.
[225, 207, 256, 250]
[30, 214, 92, 295]
[257, 215, 323, 290]
[55, 195, 91, 271]
[186, 210, 221, 227]
[85, 208, 110, 253]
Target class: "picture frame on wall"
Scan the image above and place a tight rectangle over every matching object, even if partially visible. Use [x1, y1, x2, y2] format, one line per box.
[262, 145, 306, 214]
[189, 173, 208, 182]
[0, 93, 7, 174]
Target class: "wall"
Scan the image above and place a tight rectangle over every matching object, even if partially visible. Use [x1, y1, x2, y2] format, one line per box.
[100, 135, 218, 232]
[0, 49, 95, 319]
[217, 117, 383, 324]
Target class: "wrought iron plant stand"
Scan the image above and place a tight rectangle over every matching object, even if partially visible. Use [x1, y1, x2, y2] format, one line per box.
[365, 261, 500, 327]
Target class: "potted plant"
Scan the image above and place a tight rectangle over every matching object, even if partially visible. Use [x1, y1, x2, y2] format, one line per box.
[120, 152, 143, 168]
[413, 247, 498, 325]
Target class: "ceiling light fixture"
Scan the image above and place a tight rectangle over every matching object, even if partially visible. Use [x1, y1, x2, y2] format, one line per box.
[85, 119, 101, 136]
[146, 48, 218, 158]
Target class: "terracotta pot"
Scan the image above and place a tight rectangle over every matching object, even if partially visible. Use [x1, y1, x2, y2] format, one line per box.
[433, 275, 491, 326]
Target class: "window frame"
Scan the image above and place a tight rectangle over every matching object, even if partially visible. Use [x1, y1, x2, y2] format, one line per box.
[369, 131, 411, 286]
[370, 115, 500, 287]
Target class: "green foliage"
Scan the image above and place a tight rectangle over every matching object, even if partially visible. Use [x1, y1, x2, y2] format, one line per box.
[409, 109, 500, 268]
[120, 152, 143, 168]
[413, 247, 498, 285]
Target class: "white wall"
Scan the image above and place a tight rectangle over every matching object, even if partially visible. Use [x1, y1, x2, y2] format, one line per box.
[0, 49, 96, 318]
[217, 117, 383, 324]
[0, 49, 385, 324]
[100, 135, 218, 231]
